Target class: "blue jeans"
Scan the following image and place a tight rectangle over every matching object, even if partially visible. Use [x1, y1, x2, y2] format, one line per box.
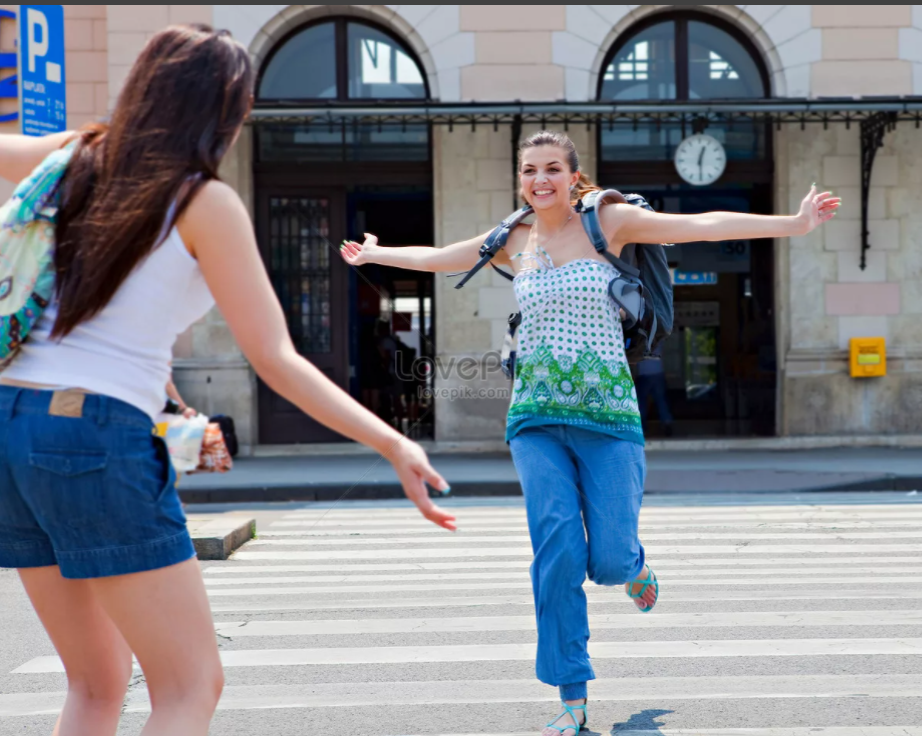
[0, 387, 195, 579]
[510, 425, 646, 698]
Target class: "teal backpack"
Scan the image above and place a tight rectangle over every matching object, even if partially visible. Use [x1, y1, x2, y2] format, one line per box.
[0, 143, 75, 370]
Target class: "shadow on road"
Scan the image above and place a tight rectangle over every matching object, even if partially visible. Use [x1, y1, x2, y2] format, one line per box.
[610, 708, 674, 734]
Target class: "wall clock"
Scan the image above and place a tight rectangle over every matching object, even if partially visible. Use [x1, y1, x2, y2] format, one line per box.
[674, 133, 727, 186]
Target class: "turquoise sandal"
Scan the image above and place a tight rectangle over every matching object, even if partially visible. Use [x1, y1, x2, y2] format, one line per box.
[545, 702, 588, 735]
[627, 567, 659, 613]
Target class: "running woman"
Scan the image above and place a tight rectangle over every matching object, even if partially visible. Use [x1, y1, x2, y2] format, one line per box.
[341, 129, 840, 735]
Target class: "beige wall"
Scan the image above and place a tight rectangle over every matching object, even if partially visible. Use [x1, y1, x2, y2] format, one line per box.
[780, 123, 922, 435]
[812, 5, 912, 97]
[106, 4, 212, 106]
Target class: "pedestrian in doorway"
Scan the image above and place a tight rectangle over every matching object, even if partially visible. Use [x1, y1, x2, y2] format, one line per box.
[635, 342, 674, 437]
[341, 129, 840, 735]
[0, 24, 453, 736]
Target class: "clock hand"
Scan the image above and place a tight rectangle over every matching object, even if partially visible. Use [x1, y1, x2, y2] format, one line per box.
[698, 145, 705, 180]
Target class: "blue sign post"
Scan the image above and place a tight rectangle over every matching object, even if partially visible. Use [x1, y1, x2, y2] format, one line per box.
[17, 5, 66, 136]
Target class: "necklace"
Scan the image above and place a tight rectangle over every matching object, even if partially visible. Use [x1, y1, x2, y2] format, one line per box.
[529, 212, 573, 255]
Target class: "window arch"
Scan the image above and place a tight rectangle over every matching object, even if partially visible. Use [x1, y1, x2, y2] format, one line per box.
[258, 18, 429, 102]
[598, 13, 769, 102]
[597, 13, 772, 167]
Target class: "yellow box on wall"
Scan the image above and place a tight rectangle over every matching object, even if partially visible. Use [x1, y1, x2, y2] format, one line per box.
[849, 337, 887, 378]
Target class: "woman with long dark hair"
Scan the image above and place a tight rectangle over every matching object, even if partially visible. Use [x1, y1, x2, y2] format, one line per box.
[342, 129, 840, 736]
[0, 25, 453, 736]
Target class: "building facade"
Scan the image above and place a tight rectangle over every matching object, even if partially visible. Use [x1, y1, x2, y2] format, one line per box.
[2, 5, 921, 451]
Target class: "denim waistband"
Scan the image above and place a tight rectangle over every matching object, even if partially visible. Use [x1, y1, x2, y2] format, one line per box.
[0, 385, 153, 430]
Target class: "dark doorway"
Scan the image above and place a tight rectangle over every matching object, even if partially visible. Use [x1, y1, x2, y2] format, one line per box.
[604, 181, 776, 438]
[254, 125, 434, 444]
[598, 10, 776, 438]
[347, 186, 436, 442]
[253, 17, 435, 444]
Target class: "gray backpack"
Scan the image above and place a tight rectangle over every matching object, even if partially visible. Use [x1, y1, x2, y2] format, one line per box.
[455, 190, 674, 378]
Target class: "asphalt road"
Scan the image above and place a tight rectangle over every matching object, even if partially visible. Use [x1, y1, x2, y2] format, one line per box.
[2, 491, 922, 736]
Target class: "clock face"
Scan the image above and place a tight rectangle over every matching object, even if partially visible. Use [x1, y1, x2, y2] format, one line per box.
[674, 134, 727, 186]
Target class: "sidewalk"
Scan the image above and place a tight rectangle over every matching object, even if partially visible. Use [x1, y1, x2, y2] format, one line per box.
[177, 446, 922, 503]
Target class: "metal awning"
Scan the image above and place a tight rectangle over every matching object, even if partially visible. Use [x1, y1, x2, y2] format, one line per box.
[250, 97, 917, 271]
[249, 97, 922, 128]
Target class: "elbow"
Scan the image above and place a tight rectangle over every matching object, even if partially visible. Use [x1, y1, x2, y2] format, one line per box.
[246, 341, 296, 386]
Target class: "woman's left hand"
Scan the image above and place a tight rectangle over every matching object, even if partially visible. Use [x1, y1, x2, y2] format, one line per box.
[796, 185, 841, 235]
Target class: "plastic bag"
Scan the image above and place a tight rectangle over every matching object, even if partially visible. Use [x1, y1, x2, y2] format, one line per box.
[194, 422, 233, 474]
[154, 413, 208, 473]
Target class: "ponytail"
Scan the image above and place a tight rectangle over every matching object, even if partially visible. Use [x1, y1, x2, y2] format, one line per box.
[573, 172, 601, 204]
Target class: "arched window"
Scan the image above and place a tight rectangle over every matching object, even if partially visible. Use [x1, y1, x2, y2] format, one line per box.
[600, 14, 768, 101]
[258, 18, 428, 102]
[256, 18, 431, 163]
[598, 13, 770, 165]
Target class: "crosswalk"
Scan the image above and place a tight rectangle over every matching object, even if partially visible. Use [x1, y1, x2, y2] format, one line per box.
[3, 494, 922, 734]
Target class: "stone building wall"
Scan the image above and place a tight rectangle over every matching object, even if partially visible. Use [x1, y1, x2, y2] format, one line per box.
[2, 5, 922, 446]
[780, 123, 922, 435]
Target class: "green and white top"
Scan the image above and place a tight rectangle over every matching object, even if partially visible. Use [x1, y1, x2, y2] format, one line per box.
[506, 251, 644, 446]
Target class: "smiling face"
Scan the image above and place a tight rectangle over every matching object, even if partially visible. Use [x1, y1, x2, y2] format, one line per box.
[519, 145, 581, 211]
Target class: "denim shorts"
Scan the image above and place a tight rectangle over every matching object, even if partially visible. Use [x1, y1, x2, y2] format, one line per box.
[0, 386, 196, 579]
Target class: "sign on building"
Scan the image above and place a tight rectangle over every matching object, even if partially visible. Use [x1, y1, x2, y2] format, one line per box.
[0, 9, 17, 124]
[18, 5, 66, 136]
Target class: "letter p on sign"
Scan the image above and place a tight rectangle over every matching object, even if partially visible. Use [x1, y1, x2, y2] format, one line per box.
[26, 8, 60, 83]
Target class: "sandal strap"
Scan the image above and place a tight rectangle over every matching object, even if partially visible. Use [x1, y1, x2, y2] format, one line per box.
[627, 569, 657, 599]
[546, 703, 587, 735]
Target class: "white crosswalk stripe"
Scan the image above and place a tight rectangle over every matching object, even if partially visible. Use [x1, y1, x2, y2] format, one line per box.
[5, 497, 922, 733]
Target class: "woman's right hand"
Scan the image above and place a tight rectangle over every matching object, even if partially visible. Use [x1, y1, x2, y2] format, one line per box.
[388, 439, 457, 531]
[340, 233, 379, 267]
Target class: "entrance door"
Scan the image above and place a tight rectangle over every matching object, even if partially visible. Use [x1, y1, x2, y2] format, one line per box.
[256, 188, 349, 444]
[605, 180, 776, 437]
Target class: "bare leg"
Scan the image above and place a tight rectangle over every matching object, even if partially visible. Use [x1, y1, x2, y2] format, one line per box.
[89, 559, 224, 736]
[18, 567, 133, 736]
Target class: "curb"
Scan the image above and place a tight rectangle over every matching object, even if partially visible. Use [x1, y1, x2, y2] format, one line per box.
[179, 482, 516, 504]
[187, 516, 256, 560]
[177, 476, 922, 504]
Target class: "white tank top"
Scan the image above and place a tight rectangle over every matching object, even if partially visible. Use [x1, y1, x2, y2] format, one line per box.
[2, 222, 215, 419]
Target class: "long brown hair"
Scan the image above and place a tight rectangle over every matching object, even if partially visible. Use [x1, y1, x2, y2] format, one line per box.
[51, 24, 254, 338]
[518, 130, 602, 204]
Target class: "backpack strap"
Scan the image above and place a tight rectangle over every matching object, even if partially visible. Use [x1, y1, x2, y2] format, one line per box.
[455, 205, 534, 290]
[491, 264, 516, 283]
[576, 189, 641, 278]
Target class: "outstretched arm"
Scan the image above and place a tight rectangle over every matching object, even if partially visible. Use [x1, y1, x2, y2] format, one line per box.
[0, 131, 77, 183]
[604, 186, 841, 246]
[180, 182, 456, 531]
[341, 231, 508, 273]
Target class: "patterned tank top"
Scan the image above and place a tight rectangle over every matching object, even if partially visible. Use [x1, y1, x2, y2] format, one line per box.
[505, 251, 644, 446]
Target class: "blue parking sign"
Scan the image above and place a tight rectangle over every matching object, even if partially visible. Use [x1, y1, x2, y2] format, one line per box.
[18, 5, 66, 136]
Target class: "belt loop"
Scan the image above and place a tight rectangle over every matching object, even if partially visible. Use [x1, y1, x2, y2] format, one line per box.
[96, 395, 109, 427]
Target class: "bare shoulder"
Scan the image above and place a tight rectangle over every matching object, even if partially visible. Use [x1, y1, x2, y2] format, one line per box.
[598, 201, 637, 223]
[186, 179, 243, 217]
[178, 180, 251, 256]
[599, 200, 645, 239]
[180, 180, 248, 232]
[506, 222, 532, 255]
